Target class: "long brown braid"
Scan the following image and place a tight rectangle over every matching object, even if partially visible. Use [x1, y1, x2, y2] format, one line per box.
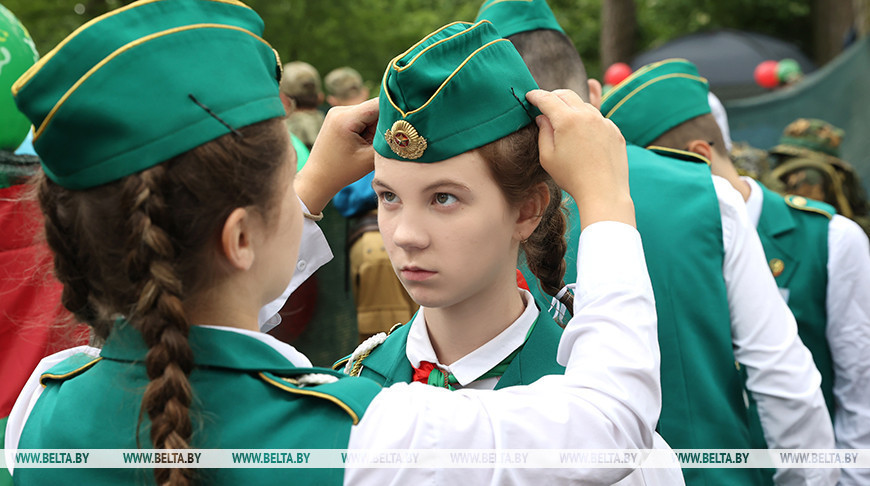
[37, 118, 289, 485]
[477, 123, 574, 313]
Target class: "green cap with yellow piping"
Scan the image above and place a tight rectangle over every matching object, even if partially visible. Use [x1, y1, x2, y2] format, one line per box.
[374, 20, 540, 163]
[600, 59, 711, 148]
[474, 0, 564, 37]
[12, 0, 285, 190]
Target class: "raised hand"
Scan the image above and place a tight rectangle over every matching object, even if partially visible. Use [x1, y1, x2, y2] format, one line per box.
[295, 97, 379, 214]
[526, 89, 635, 229]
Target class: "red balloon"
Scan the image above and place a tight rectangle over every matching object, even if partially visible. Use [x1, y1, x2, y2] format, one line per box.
[754, 60, 780, 89]
[604, 62, 633, 86]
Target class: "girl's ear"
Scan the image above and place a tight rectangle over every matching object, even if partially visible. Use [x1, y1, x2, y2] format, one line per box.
[220, 208, 256, 270]
[515, 182, 551, 241]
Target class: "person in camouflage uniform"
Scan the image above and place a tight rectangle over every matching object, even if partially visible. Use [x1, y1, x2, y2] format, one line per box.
[769, 118, 870, 237]
[730, 142, 775, 183]
[280, 61, 326, 149]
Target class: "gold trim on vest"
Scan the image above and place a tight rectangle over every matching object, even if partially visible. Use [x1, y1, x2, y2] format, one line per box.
[258, 372, 362, 425]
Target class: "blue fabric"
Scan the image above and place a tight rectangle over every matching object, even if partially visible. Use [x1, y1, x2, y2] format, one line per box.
[334, 171, 377, 218]
[13, 129, 36, 156]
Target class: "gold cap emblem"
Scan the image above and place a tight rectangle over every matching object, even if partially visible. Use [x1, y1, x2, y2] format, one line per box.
[385, 120, 427, 159]
[769, 258, 785, 277]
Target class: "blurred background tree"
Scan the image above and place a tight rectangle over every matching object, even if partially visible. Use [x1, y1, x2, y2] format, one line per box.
[3, 0, 861, 84]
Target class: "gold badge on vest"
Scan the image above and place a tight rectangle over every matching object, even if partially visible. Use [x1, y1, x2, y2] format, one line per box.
[769, 258, 785, 277]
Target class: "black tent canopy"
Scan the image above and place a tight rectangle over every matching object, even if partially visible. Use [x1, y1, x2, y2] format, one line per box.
[631, 30, 816, 100]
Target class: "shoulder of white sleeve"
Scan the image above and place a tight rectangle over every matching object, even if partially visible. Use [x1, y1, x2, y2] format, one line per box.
[829, 214, 869, 249]
[711, 175, 746, 216]
[828, 214, 870, 269]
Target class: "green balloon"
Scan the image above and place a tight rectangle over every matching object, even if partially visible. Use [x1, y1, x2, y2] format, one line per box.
[777, 58, 802, 84]
[0, 3, 39, 151]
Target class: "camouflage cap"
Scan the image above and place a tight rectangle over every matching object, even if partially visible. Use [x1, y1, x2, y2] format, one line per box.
[770, 118, 845, 161]
[280, 61, 322, 98]
[324, 67, 364, 100]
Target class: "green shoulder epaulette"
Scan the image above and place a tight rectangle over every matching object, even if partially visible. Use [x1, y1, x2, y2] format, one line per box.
[40, 353, 102, 387]
[646, 146, 711, 165]
[784, 194, 835, 219]
[258, 368, 381, 425]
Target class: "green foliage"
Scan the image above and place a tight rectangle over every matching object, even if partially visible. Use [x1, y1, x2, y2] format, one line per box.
[549, 0, 605, 79]
[248, 0, 483, 91]
[1, 0, 816, 91]
[637, 0, 812, 55]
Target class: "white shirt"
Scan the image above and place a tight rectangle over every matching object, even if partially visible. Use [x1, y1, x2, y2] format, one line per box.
[7, 221, 666, 485]
[393, 289, 684, 486]
[714, 175, 838, 485]
[257, 201, 333, 332]
[404, 288, 538, 390]
[744, 177, 870, 486]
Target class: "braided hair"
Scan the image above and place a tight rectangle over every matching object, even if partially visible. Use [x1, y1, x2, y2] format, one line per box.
[476, 123, 573, 313]
[37, 118, 289, 485]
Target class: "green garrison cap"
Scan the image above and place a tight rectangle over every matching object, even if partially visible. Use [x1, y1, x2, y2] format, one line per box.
[375, 20, 540, 163]
[12, 0, 284, 190]
[475, 0, 564, 37]
[600, 59, 710, 147]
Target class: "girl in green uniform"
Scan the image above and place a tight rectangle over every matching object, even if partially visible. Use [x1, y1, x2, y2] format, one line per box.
[337, 19, 573, 392]
[5, 1, 661, 485]
[336, 15, 682, 486]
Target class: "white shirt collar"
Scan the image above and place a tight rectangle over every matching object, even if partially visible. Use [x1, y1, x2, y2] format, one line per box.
[405, 289, 539, 387]
[741, 176, 763, 227]
[197, 325, 313, 368]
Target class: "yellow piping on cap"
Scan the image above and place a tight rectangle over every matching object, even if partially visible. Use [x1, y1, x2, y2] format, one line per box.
[12, 0, 253, 95]
[395, 20, 492, 73]
[258, 372, 362, 425]
[600, 58, 691, 106]
[389, 21, 471, 72]
[383, 37, 511, 119]
[603, 72, 708, 120]
[34, 23, 272, 141]
[382, 20, 496, 117]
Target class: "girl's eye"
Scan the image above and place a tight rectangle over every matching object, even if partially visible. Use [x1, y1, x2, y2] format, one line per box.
[434, 193, 458, 206]
[380, 191, 398, 204]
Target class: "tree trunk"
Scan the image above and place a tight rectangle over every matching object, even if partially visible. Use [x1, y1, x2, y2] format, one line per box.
[812, 0, 854, 64]
[855, 0, 870, 37]
[600, 0, 637, 68]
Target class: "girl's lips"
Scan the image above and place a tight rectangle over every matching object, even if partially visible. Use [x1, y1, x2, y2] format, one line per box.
[401, 267, 436, 282]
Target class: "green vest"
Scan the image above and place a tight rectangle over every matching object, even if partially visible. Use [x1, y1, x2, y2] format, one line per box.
[342, 310, 565, 388]
[757, 187, 834, 413]
[523, 145, 768, 486]
[743, 187, 835, 455]
[15, 324, 381, 486]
